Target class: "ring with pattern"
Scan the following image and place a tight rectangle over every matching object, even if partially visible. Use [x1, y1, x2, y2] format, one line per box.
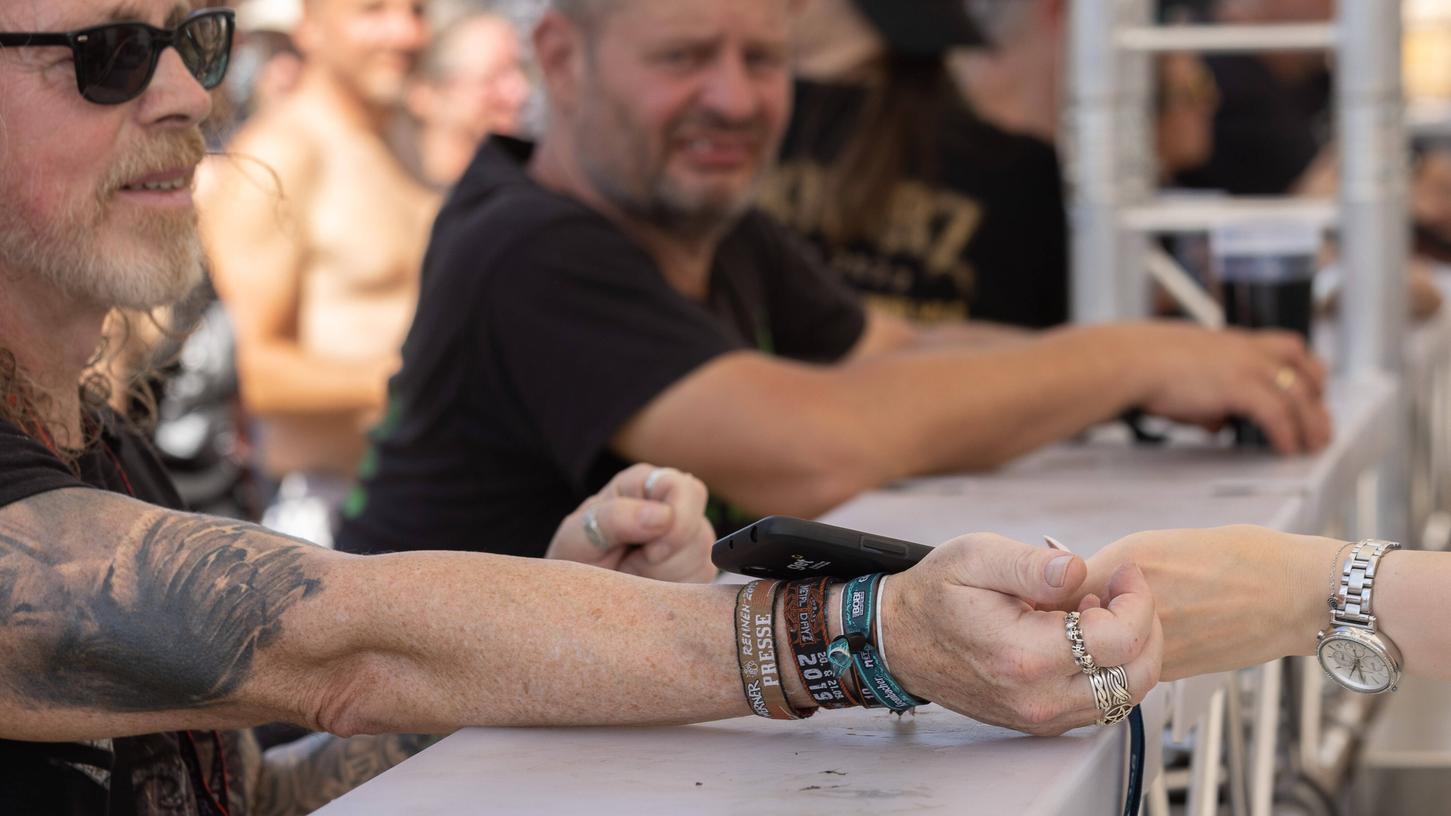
[1089, 665, 1133, 726]
[1064, 611, 1098, 674]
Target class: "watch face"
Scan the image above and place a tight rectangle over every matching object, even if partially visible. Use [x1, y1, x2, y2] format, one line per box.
[1318, 634, 1395, 693]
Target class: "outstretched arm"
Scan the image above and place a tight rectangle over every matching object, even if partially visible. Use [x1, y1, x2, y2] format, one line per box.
[0, 487, 1159, 742]
[1084, 526, 1451, 681]
[0, 487, 745, 742]
[615, 322, 1329, 518]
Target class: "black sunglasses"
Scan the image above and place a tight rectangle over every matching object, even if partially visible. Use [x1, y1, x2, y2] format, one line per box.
[0, 9, 235, 105]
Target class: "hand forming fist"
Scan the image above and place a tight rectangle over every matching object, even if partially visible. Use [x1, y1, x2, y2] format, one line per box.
[882, 534, 1164, 736]
[548, 464, 717, 583]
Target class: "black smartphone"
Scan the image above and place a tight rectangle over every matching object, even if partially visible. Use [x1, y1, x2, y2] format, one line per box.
[712, 516, 933, 579]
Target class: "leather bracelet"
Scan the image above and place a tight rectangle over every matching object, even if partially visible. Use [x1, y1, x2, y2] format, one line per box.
[825, 581, 867, 706]
[785, 578, 857, 709]
[734, 580, 812, 720]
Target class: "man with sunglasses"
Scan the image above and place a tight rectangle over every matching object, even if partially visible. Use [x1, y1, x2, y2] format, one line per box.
[197, 0, 440, 548]
[0, 5, 1164, 814]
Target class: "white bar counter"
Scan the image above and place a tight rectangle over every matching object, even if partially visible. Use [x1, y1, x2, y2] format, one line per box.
[317, 374, 1395, 816]
[316, 699, 1165, 816]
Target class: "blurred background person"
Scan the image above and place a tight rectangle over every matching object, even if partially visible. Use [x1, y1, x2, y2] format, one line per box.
[954, 0, 1065, 145]
[200, 0, 440, 547]
[228, 0, 305, 126]
[1155, 52, 1221, 183]
[763, 0, 1069, 330]
[1172, 0, 1336, 196]
[408, 9, 533, 188]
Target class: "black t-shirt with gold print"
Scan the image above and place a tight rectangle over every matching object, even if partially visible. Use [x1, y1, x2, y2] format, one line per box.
[762, 79, 1070, 329]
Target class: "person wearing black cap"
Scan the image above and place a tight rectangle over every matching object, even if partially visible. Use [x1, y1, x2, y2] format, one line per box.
[760, 0, 1070, 330]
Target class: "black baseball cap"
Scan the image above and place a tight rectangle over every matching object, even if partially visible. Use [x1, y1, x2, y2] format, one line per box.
[849, 0, 992, 57]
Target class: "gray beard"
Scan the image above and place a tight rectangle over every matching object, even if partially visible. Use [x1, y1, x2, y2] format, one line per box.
[0, 197, 204, 312]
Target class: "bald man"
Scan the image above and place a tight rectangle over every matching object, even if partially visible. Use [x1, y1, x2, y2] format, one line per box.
[201, 0, 441, 545]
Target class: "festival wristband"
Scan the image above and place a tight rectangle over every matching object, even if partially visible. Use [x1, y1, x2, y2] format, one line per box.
[840, 573, 880, 640]
[832, 574, 928, 712]
[785, 578, 856, 709]
[734, 580, 813, 720]
[853, 640, 927, 712]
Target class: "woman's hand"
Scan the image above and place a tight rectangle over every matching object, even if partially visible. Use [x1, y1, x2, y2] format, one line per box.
[884, 533, 1163, 736]
[547, 464, 717, 583]
[1083, 525, 1342, 680]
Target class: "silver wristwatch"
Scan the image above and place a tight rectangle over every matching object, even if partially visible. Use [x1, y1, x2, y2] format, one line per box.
[1315, 539, 1403, 694]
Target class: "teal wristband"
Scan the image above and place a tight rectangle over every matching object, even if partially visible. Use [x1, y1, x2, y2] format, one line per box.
[852, 640, 928, 712]
[830, 574, 928, 713]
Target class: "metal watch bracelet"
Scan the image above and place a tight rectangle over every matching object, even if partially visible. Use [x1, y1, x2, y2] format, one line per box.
[1331, 539, 1400, 628]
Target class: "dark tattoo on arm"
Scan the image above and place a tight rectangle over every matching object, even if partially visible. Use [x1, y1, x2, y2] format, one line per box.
[0, 491, 324, 713]
[255, 732, 440, 816]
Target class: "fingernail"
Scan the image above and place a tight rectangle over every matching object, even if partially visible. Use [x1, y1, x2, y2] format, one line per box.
[1044, 535, 1073, 553]
[1046, 555, 1074, 588]
[638, 503, 671, 529]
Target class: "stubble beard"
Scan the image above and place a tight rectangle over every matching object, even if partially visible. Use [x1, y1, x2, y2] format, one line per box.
[0, 131, 207, 311]
[576, 98, 766, 243]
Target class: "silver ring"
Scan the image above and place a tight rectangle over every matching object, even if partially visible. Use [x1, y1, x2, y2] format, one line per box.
[582, 506, 611, 552]
[1088, 665, 1133, 726]
[1064, 612, 1098, 674]
[643, 467, 676, 499]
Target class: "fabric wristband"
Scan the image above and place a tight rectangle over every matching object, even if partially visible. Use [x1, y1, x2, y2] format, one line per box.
[734, 580, 813, 720]
[830, 574, 928, 713]
[785, 578, 857, 709]
[845, 639, 927, 712]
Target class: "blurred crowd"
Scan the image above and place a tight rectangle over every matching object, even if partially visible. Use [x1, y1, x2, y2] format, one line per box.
[125, 0, 1450, 547]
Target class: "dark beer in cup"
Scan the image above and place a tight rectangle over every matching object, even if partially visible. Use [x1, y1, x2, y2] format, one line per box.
[1211, 222, 1320, 448]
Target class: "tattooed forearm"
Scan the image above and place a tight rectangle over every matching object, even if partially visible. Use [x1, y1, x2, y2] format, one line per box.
[255, 732, 440, 816]
[0, 491, 324, 713]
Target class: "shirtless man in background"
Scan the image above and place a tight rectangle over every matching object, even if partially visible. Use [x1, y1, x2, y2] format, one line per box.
[201, 0, 439, 544]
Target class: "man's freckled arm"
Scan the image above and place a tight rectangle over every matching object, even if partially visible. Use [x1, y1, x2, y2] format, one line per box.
[0, 486, 764, 744]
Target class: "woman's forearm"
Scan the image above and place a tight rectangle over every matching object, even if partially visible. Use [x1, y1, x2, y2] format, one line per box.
[1362, 551, 1451, 679]
[1279, 538, 1451, 678]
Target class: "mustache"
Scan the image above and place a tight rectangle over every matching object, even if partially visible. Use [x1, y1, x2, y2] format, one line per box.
[669, 111, 772, 143]
[101, 129, 208, 195]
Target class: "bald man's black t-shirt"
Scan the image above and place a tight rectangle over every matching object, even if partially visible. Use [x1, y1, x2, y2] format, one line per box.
[337, 137, 867, 558]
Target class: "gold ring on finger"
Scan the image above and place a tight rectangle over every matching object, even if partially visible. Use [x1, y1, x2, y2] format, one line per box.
[1275, 367, 1298, 393]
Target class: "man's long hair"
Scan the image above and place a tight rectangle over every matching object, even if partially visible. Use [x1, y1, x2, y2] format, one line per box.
[0, 310, 159, 465]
